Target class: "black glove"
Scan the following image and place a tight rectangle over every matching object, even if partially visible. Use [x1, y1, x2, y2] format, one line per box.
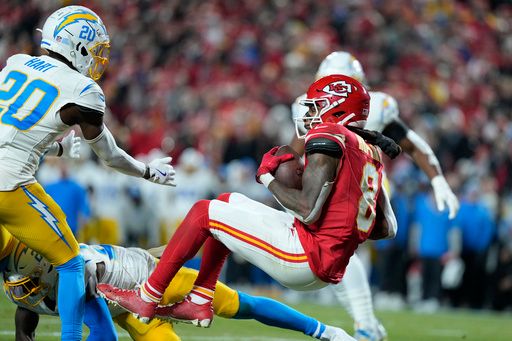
[347, 126, 402, 159]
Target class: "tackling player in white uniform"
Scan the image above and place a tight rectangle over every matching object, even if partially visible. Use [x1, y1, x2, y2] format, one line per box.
[290, 51, 460, 341]
[0, 6, 176, 339]
[2, 233, 354, 341]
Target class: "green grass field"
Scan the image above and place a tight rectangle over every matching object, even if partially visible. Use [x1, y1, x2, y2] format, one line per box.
[1, 293, 511, 340]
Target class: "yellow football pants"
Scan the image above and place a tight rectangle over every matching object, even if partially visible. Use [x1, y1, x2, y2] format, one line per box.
[114, 267, 240, 341]
[0, 183, 79, 266]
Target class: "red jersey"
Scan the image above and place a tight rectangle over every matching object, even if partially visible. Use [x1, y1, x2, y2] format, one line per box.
[295, 123, 384, 283]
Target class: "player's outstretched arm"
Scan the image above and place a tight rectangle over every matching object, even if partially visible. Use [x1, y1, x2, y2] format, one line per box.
[383, 119, 459, 219]
[59, 104, 176, 186]
[15, 306, 39, 341]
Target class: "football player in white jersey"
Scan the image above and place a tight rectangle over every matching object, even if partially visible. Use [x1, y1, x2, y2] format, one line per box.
[290, 51, 460, 340]
[0, 6, 176, 340]
[1, 229, 352, 341]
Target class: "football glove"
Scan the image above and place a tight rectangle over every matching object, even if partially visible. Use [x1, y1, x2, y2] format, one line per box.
[431, 175, 460, 219]
[256, 146, 295, 183]
[347, 126, 402, 159]
[144, 157, 177, 186]
[60, 130, 81, 159]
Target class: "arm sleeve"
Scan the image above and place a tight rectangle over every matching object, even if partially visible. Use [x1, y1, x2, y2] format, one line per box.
[305, 137, 343, 158]
[86, 125, 146, 177]
[45, 141, 62, 157]
[382, 119, 409, 144]
[377, 185, 398, 239]
[84, 297, 118, 341]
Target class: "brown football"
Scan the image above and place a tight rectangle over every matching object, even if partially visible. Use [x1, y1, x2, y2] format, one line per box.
[274, 145, 304, 189]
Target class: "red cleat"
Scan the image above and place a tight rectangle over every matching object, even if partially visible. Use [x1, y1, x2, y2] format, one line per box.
[155, 296, 214, 328]
[96, 283, 157, 323]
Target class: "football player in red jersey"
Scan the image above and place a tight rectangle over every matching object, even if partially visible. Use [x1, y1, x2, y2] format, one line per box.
[98, 75, 398, 340]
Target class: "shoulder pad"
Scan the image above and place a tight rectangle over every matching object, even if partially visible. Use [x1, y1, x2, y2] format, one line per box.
[5, 54, 29, 67]
[75, 79, 105, 112]
[306, 123, 347, 149]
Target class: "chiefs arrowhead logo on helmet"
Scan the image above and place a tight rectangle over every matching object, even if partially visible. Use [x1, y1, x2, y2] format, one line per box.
[295, 74, 369, 138]
[323, 80, 353, 97]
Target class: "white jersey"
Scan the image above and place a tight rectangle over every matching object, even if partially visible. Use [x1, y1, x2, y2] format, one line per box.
[3, 243, 157, 318]
[0, 54, 105, 190]
[291, 91, 399, 134]
[80, 244, 158, 316]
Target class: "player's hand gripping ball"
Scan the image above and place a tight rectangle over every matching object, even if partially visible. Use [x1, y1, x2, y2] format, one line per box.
[257, 145, 304, 189]
[274, 145, 304, 189]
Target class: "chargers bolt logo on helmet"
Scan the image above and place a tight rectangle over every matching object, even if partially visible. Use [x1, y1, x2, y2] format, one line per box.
[296, 74, 370, 138]
[39, 6, 110, 81]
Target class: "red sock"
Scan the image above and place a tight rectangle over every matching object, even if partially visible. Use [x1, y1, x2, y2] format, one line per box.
[194, 237, 231, 291]
[145, 200, 211, 296]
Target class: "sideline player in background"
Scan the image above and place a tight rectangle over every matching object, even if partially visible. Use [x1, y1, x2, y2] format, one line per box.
[98, 75, 398, 341]
[290, 51, 460, 340]
[1, 229, 350, 341]
[0, 5, 175, 340]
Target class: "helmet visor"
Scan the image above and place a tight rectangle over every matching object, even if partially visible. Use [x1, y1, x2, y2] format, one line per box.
[89, 42, 110, 81]
[296, 98, 326, 137]
[4, 276, 47, 307]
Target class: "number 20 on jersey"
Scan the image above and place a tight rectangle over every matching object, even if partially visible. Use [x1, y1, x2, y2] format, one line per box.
[0, 70, 58, 130]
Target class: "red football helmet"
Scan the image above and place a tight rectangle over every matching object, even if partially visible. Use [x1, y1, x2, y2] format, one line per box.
[297, 74, 370, 138]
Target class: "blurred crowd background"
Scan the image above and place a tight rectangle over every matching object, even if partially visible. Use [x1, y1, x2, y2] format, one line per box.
[2, 0, 512, 313]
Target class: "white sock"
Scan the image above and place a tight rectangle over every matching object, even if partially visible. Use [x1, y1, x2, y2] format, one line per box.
[331, 254, 377, 327]
[140, 282, 163, 303]
[188, 286, 214, 305]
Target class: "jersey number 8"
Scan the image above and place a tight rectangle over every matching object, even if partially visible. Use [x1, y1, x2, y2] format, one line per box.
[356, 163, 380, 232]
[0, 70, 58, 130]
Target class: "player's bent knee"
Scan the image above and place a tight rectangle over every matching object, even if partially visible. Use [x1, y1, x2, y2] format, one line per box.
[233, 291, 256, 319]
[216, 192, 231, 203]
[55, 254, 84, 272]
[191, 199, 211, 212]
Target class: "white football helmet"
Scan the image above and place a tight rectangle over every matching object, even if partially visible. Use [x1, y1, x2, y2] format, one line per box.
[2, 243, 57, 307]
[39, 5, 110, 81]
[315, 51, 366, 84]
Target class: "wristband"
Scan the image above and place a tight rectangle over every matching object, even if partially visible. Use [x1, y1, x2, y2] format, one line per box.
[259, 173, 275, 188]
[57, 142, 63, 157]
[143, 165, 151, 179]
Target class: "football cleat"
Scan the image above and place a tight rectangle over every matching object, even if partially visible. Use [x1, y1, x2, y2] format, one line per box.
[96, 283, 156, 323]
[155, 296, 214, 328]
[354, 320, 388, 341]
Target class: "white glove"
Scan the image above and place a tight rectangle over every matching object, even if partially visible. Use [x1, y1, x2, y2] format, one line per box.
[143, 157, 176, 186]
[431, 175, 460, 219]
[60, 130, 81, 159]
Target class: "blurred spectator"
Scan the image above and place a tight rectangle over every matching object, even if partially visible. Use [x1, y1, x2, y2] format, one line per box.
[43, 163, 91, 237]
[449, 182, 496, 309]
[161, 147, 220, 241]
[374, 182, 412, 311]
[410, 189, 460, 313]
[121, 185, 159, 248]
